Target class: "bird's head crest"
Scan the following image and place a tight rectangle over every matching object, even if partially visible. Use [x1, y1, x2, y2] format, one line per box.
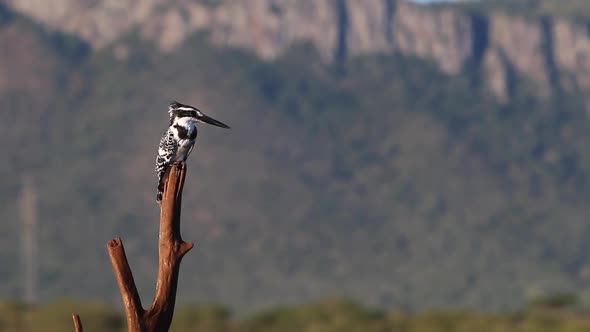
[168, 101, 182, 117]
[167, 100, 230, 129]
[168, 101, 199, 124]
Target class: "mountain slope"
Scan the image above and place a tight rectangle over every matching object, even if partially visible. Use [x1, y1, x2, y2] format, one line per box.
[3, 1, 590, 315]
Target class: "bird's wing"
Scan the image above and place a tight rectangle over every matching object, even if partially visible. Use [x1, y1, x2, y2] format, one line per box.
[155, 129, 177, 201]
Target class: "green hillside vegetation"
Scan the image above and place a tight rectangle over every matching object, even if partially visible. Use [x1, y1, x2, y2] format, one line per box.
[4, 2, 590, 314]
[2, 298, 590, 332]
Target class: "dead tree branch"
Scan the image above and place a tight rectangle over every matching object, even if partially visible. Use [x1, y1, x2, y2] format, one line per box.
[107, 164, 194, 331]
[107, 237, 144, 330]
[72, 313, 83, 332]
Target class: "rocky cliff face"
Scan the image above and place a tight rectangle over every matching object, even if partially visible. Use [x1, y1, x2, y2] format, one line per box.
[3, 0, 590, 100]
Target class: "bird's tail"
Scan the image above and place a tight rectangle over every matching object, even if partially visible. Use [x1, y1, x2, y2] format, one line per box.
[156, 170, 165, 202]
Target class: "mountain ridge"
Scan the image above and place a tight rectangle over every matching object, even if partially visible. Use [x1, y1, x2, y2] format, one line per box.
[3, 0, 590, 101]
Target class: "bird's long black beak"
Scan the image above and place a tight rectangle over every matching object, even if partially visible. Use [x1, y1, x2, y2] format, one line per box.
[198, 113, 230, 129]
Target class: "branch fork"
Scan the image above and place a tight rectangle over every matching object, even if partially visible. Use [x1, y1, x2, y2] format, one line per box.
[76, 164, 194, 331]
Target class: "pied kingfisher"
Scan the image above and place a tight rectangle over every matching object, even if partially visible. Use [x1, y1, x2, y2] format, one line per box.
[155, 101, 230, 202]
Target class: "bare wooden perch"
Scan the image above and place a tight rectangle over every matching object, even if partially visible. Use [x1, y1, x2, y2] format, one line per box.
[72, 313, 83, 332]
[75, 165, 193, 331]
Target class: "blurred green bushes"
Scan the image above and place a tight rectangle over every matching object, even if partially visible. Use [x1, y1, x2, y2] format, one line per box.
[3, 297, 590, 332]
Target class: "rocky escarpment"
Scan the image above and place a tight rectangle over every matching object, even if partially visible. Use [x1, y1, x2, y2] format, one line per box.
[3, 0, 590, 100]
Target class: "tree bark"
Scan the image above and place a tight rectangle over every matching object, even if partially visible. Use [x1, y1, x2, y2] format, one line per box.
[106, 164, 194, 332]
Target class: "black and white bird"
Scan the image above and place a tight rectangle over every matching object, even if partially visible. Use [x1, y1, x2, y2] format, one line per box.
[155, 101, 230, 202]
